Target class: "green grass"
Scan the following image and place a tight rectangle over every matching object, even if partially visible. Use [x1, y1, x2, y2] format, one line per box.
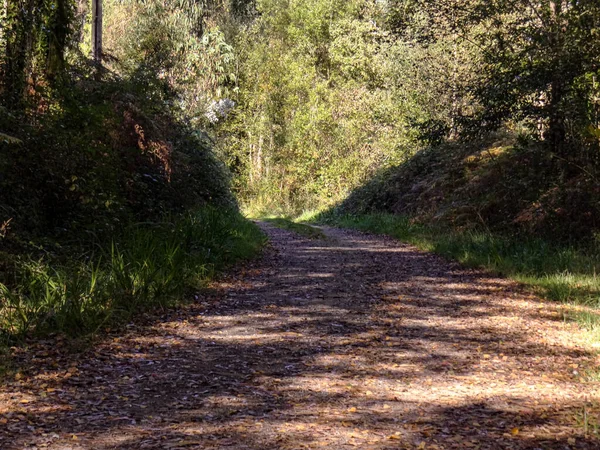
[263, 218, 326, 240]
[313, 212, 600, 338]
[0, 208, 266, 343]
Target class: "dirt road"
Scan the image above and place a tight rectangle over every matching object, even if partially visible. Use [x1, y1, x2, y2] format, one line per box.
[1, 223, 598, 449]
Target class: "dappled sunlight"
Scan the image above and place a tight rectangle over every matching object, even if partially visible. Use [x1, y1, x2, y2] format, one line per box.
[1, 223, 598, 449]
[305, 272, 335, 278]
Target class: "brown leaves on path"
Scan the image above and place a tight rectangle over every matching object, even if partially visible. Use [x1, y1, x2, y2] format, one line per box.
[1, 223, 599, 449]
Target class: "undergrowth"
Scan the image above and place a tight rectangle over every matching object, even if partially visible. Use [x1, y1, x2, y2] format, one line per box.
[336, 135, 600, 242]
[312, 212, 600, 339]
[0, 208, 265, 344]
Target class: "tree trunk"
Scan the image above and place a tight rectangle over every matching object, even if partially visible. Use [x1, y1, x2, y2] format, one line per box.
[449, 33, 459, 140]
[3, 0, 30, 107]
[545, 77, 566, 148]
[92, 0, 102, 63]
[544, 0, 566, 150]
[46, 0, 69, 79]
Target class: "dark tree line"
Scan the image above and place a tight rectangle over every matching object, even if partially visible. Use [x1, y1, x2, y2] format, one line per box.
[387, 0, 600, 150]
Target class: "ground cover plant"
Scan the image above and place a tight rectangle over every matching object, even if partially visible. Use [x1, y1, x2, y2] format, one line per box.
[0, 209, 265, 343]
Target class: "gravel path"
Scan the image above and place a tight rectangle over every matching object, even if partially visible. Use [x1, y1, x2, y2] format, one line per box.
[1, 223, 599, 449]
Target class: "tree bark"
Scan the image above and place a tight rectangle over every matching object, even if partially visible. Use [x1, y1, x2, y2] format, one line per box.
[544, 0, 567, 149]
[3, 0, 30, 106]
[47, 0, 69, 79]
[92, 0, 102, 63]
[545, 77, 566, 148]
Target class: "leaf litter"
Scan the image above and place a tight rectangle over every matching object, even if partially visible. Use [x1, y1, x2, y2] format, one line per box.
[1, 223, 599, 449]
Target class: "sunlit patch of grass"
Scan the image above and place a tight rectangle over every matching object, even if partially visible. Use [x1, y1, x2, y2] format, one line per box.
[313, 212, 600, 341]
[515, 273, 600, 310]
[583, 362, 600, 383]
[295, 209, 325, 223]
[572, 401, 600, 437]
[564, 308, 600, 349]
[263, 218, 326, 240]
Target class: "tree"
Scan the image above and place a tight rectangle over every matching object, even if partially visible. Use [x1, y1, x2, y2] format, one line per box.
[467, 0, 600, 148]
[1, 0, 74, 106]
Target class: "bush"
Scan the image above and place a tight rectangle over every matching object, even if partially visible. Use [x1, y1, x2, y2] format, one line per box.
[334, 134, 600, 242]
[0, 69, 235, 245]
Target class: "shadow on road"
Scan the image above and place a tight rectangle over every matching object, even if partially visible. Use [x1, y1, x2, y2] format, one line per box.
[1, 223, 597, 449]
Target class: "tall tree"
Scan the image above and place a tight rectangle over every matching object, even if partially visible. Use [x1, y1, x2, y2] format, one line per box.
[1, 0, 74, 105]
[467, 0, 600, 148]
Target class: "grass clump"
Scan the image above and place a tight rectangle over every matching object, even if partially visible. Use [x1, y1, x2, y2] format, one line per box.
[263, 218, 326, 240]
[0, 208, 265, 343]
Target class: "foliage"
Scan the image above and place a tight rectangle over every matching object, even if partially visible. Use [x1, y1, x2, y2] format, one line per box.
[0, 0, 259, 344]
[333, 132, 600, 241]
[208, 0, 600, 226]
[3, 0, 600, 341]
[103, 0, 242, 124]
[464, 0, 600, 148]
[0, 0, 245, 245]
[215, 0, 418, 215]
[0, 0, 76, 104]
[0, 69, 235, 242]
[0, 208, 265, 341]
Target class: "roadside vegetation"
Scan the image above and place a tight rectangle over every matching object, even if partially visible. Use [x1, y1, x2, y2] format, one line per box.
[306, 131, 600, 337]
[0, 1, 264, 344]
[311, 211, 600, 340]
[0, 209, 264, 343]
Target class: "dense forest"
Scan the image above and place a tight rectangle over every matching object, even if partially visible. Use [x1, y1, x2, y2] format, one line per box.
[1, 0, 600, 337]
[219, 0, 600, 237]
